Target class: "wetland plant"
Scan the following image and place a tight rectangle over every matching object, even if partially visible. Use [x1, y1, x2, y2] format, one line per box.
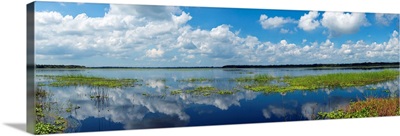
[317, 97, 400, 119]
[242, 70, 400, 94]
[39, 74, 139, 88]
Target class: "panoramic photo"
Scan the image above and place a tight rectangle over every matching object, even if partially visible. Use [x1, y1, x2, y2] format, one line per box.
[33, 1, 399, 134]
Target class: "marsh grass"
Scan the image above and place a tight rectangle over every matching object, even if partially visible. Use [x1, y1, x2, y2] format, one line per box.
[285, 70, 400, 89]
[171, 86, 235, 96]
[241, 70, 399, 93]
[40, 74, 139, 88]
[235, 74, 275, 83]
[35, 88, 68, 134]
[317, 97, 400, 119]
[178, 77, 215, 82]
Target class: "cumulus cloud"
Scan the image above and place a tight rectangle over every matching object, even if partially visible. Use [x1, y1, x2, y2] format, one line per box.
[375, 13, 398, 26]
[298, 11, 320, 31]
[259, 14, 295, 29]
[35, 6, 398, 66]
[321, 12, 370, 37]
[35, 4, 192, 63]
[146, 48, 164, 58]
[279, 28, 290, 34]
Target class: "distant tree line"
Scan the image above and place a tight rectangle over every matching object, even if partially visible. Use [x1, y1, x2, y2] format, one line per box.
[36, 64, 86, 68]
[35, 62, 399, 69]
[90, 66, 217, 69]
[222, 62, 400, 68]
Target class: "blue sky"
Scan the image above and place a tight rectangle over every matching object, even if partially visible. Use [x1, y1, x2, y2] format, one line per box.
[34, 2, 399, 67]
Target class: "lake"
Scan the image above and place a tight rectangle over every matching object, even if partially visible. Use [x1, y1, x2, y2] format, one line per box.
[35, 68, 399, 132]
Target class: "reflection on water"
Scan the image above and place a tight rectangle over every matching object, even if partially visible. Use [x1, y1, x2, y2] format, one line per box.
[35, 68, 399, 132]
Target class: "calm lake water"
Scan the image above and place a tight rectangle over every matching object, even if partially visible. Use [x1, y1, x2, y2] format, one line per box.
[35, 68, 399, 132]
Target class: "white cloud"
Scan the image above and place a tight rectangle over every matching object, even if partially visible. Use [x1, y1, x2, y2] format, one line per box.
[186, 55, 195, 59]
[375, 13, 398, 26]
[146, 48, 164, 58]
[35, 6, 398, 66]
[298, 11, 320, 31]
[321, 12, 370, 37]
[279, 28, 289, 34]
[302, 39, 307, 44]
[259, 14, 294, 29]
[35, 4, 192, 63]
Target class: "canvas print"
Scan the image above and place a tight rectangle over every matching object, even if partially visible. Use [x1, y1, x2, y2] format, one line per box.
[28, 1, 400, 135]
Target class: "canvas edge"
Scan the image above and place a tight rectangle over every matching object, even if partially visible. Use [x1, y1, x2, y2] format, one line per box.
[27, 1, 35, 134]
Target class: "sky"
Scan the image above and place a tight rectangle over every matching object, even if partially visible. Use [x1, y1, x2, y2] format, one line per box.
[34, 2, 399, 67]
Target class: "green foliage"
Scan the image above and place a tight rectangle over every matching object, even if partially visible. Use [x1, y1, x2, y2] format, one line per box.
[35, 88, 48, 99]
[317, 97, 399, 119]
[178, 77, 214, 82]
[317, 108, 378, 119]
[284, 70, 399, 89]
[170, 90, 183, 95]
[235, 74, 275, 83]
[239, 70, 399, 94]
[35, 88, 68, 135]
[185, 86, 235, 96]
[35, 116, 67, 135]
[39, 74, 139, 88]
[217, 90, 234, 95]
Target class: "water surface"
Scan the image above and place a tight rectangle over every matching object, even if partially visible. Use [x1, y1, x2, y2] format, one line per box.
[35, 68, 399, 132]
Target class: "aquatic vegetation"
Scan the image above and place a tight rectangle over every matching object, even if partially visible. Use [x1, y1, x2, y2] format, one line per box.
[170, 87, 235, 96]
[186, 86, 235, 96]
[217, 90, 234, 95]
[35, 88, 49, 99]
[284, 70, 399, 89]
[35, 88, 69, 134]
[39, 74, 139, 88]
[235, 74, 275, 83]
[243, 70, 400, 93]
[317, 97, 400, 119]
[178, 77, 215, 82]
[244, 85, 309, 93]
[37, 83, 46, 86]
[170, 90, 183, 95]
[35, 121, 65, 135]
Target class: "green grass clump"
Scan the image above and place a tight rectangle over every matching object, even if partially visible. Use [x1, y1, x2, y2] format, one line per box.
[40, 74, 139, 88]
[244, 85, 310, 93]
[170, 90, 183, 95]
[235, 74, 275, 83]
[317, 97, 400, 119]
[285, 70, 399, 89]
[169, 87, 236, 96]
[180, 86, 235, 96]
[178, 77, 214, 82]
[242, 70, 399, 94]
[217, 90, 234, 95]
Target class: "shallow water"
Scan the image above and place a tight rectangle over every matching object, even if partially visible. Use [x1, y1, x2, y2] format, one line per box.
[35, 68, 399, 132]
